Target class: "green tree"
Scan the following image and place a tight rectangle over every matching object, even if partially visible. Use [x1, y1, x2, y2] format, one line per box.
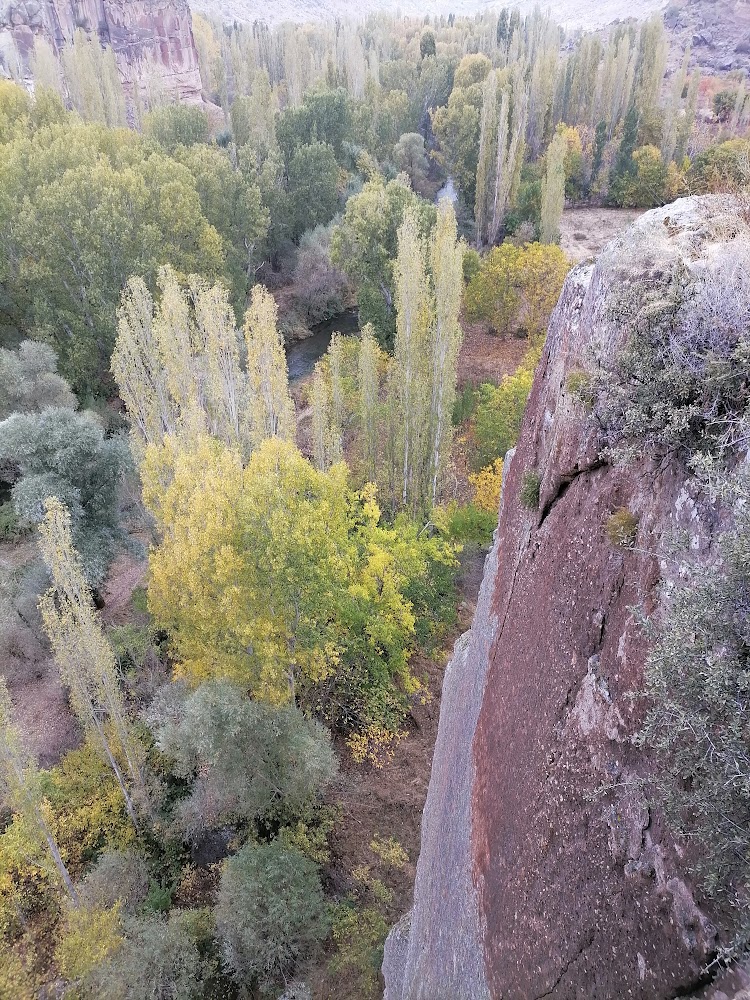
[146, 680, 337, 842]
[0, 117, 225, 393]
[143, 105, 211, 153]
[394, 208, 430, 511]
[420, 30, 437, 60]
[393, 132, 430, 195]
[287, 141, 339, 239]
[427, 202, 463, 505]
[176, 145, 269, 301]
[331, 177, 436, 347]
[276, 87, 352, 165]
[85, 910, 213, 1000]
[216, 841, 328, 992]
[473, 344, 541, 468]
[0, 341, 76, 420]
[0, 408, 129, 585]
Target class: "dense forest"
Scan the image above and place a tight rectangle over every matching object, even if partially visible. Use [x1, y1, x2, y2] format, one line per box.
[1, 3, 750, 998]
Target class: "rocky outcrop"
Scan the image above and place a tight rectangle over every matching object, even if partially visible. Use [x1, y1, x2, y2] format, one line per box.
[666, 0, 750, 75]
[0, 0, 203, 103]
[384, 197, 745, 1000]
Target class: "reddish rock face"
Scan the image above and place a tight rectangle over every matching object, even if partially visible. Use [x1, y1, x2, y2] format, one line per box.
[384, 197, 742, 1000]
[0, 0, 203, 104]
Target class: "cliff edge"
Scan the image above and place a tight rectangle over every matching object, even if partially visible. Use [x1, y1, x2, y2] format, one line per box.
[0, 0, 203, 103]
[384, 196, 747, 1000]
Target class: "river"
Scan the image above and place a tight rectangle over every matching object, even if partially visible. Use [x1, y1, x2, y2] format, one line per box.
[285, 308, 360, 381]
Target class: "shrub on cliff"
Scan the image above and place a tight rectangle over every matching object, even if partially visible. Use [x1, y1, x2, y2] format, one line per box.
[590, 236, 750, 462]
[638, 481, 750, 957]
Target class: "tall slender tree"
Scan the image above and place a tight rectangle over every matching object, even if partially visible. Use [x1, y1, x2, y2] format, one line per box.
[394, 209, 430, 511]
[540, 130, 566, 244]
[310, 363, 330, 472]
[357, 324, 380, 483]
[327, 332, 344, 465]
[38, 498, 143, 829]
[475, 70, 499, 247]
[427, 202, 464, 505]
[243, 285, 296, 448]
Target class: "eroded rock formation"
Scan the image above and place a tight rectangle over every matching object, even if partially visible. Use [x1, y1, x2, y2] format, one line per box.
[0, 0, 203, 103]
[384, 197, 746, 1000]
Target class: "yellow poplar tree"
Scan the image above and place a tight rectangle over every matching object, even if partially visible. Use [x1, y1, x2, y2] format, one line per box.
[113, 275, 177, 454]
[143, 437, 350, 702]
[540, 131, 567, 244]
[243, 285, 296, 448]
[38, 499, 143, 828]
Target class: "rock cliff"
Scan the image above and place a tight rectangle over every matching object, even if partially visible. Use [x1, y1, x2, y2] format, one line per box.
[384, 197, 747, 1000]
[0, 0, 203, 103]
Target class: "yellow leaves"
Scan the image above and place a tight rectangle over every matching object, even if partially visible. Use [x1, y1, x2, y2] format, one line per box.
[465, 242, 569, 337]
[55, 901, 123, 982]
[0, 949, 36, 1000]
[369, 835, 409, 871]
[145, 437, 353, 697]
[346, 725, 407, 768]
[469, 458, 504, 514]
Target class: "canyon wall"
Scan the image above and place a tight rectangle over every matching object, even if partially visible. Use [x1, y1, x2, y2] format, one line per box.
[0, 0, 203, 103]
[384, 197, 745, 1000]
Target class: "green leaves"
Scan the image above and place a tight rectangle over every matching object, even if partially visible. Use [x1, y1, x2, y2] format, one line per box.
[216, 841, 328, 991]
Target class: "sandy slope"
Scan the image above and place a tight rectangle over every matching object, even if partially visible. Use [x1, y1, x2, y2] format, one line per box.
[191, 0, 667, 30]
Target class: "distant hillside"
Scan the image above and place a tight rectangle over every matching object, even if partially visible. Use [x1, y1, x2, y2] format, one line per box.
[190, 0, 667, 31]
[666, 0, 750, 74]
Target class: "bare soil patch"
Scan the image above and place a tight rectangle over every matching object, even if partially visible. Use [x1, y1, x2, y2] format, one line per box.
[458, 316, 530, 388]
[559, 207, 644, 264]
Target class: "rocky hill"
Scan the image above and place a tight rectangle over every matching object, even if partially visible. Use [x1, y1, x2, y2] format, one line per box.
[666, 0, 750, 74]
[383, 196, 749, 1000]
[189, 0, 666, 31]
[0, 0, 203, 102]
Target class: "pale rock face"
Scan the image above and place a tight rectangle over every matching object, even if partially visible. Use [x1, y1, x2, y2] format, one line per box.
[0, 0, 203, 104]
[383, 197, 745, 1000]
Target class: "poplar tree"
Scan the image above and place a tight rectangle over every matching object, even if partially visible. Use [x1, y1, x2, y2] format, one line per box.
[394, 208, 430, 511]
[243, 285, 296, 448]
[327, 332, 344, 465]
[113, 276, 177, 454]
[0, 678, 78, 903]
[38, 498, 143, 829]
[427, 202, 464, 506]
[194, 277, 245, 451]
[475, 70, 498, 248]
[489, 74, 528, 245]
[310, 363, 330, 472]
[357, 325, 380, 484]
[540, 131, 566, 244]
